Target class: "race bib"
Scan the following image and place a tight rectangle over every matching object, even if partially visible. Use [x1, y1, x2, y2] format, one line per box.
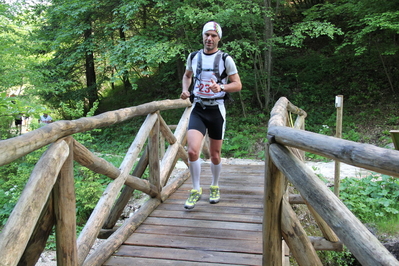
[195, 79, 214, 97]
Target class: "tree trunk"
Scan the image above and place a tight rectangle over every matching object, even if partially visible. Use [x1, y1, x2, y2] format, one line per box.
[264, 0, 274, 113]
[119, 27, 133, 94]
[84, 23, 98, 115]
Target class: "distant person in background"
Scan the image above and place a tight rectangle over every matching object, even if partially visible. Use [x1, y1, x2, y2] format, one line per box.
[23, 115, 29, 126]
[15, 113, 23, 134]
[15, 114, 23, 127]
[39, 113, 53, 126]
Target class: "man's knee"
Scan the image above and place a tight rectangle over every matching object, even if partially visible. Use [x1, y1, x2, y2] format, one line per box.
[210, 152, 221, 164]
[188, 148, 200, 161]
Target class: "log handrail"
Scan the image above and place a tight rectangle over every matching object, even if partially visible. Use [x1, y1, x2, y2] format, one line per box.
[265, 96, 399, 266]
[268, 125, 399, 178]
[0, 99, 192, 266]
[0, 99, 191, 166]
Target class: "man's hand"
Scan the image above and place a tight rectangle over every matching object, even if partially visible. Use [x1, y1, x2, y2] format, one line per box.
[209, 79, 220, 93]
[180, 91, 190, 100]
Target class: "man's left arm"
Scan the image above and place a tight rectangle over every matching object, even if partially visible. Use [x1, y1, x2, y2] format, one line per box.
[224, 73, 242, 93]
[222, 56, 242, 93]
[210, 73, 242, 94]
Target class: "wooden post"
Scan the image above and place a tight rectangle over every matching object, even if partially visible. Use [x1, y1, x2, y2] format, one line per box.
[54, 137, 78, 265]
[159, 133, 166, 159]
[0, 140, 69, 266]
[263, 143, 285, 266]
[159, 107, 191, 186]
[18, 194, 55, 266]
[390, 130, 399, 150]
[334, 95, 343, 196]
[149, 114, 161, 195]
[281, 198, 323, 266]
[158, 113, 174, 159]
[304, 202, 339, 243]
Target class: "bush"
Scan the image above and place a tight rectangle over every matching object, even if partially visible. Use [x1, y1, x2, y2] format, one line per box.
[339, 174, 399, 222]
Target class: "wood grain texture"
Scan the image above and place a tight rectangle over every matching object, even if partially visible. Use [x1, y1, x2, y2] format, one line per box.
[103, 164, 264, 266]
[269, 143, 399, 266]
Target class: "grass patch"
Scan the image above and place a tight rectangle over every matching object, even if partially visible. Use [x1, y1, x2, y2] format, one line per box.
[375, 216, 399, 239]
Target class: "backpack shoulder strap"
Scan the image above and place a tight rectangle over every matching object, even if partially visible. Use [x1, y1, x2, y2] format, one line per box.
[188, 49, 202, 79]
[196, 50, 202, 79]
[188, 50, 201, 93]
[192, 50, 229, 83]
[217, 51, 230, 83]
[213, 50, 224, 83]
[189, 50, 198, 61]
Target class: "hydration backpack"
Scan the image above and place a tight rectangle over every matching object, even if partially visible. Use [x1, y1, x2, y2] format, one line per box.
[189, 49, 233, 104]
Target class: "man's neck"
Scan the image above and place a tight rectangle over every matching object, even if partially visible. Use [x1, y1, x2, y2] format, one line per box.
[204, 48, 218, 54]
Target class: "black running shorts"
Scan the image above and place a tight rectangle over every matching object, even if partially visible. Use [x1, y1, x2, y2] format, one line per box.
[188, 103, 226, 140]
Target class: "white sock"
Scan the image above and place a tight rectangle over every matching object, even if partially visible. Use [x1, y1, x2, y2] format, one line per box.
[189, 159, 201, 191]
[211, 162, 222, 186]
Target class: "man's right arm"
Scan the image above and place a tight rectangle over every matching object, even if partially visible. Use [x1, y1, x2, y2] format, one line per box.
[181, 70, 193, 100]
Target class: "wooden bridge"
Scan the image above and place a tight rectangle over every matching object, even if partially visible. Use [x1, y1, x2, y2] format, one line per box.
[104, 164, 264, 265]
[0, 98, 399, 266]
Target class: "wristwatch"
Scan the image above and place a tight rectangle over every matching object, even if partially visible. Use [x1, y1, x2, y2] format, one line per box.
[220, 85, 225, 91]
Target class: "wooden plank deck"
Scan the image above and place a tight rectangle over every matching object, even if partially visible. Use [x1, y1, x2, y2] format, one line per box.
[103, 163, 265, 266]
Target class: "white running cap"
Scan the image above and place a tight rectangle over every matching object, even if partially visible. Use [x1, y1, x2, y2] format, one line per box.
[202, 21, 222, 38]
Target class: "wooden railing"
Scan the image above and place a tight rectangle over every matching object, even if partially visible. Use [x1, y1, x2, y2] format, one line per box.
[0, 99, 192, 266]
[2, 96, 398, 265]
[264, 97, 399, 266]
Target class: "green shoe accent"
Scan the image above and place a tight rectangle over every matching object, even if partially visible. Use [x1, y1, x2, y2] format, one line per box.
[209, 185, 220, 204]
[184, 188, 202, 209]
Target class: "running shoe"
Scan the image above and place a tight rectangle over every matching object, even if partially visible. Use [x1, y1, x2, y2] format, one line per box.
[184, 188, 202, 209]
[209, 185, 220, 204]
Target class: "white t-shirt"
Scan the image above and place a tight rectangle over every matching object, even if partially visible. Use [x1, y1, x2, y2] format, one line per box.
[186, 50, 238, 99]
[40, 115, 52, 124]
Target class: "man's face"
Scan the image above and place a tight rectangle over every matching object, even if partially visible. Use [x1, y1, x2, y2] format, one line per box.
[203, 30, 220, 52]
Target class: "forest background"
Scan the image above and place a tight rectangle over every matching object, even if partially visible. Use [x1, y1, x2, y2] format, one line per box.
[2, 0, 399, 147]
[1, 0, 399, 264]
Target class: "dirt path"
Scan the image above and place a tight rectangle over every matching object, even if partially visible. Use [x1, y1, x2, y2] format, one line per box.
[305, 160, 376, 180]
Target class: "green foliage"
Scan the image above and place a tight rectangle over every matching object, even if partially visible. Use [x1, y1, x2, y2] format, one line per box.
[0, 92, 47, 139]
[61, 100, 101, 146]
[0, 98, 105, 227]
[339, 174, 399, 222]
[45, 232, 57, 250]
[74, 166, 109, 224]
[375, 215, 399, 236]
[278, 21, 344, 48]
[305, 152, 330, 162]
[0, 144, 115, 227]
[342, 128, 360, 142]
[317, 246, 355, 266]
[223, 114, 267, 159]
